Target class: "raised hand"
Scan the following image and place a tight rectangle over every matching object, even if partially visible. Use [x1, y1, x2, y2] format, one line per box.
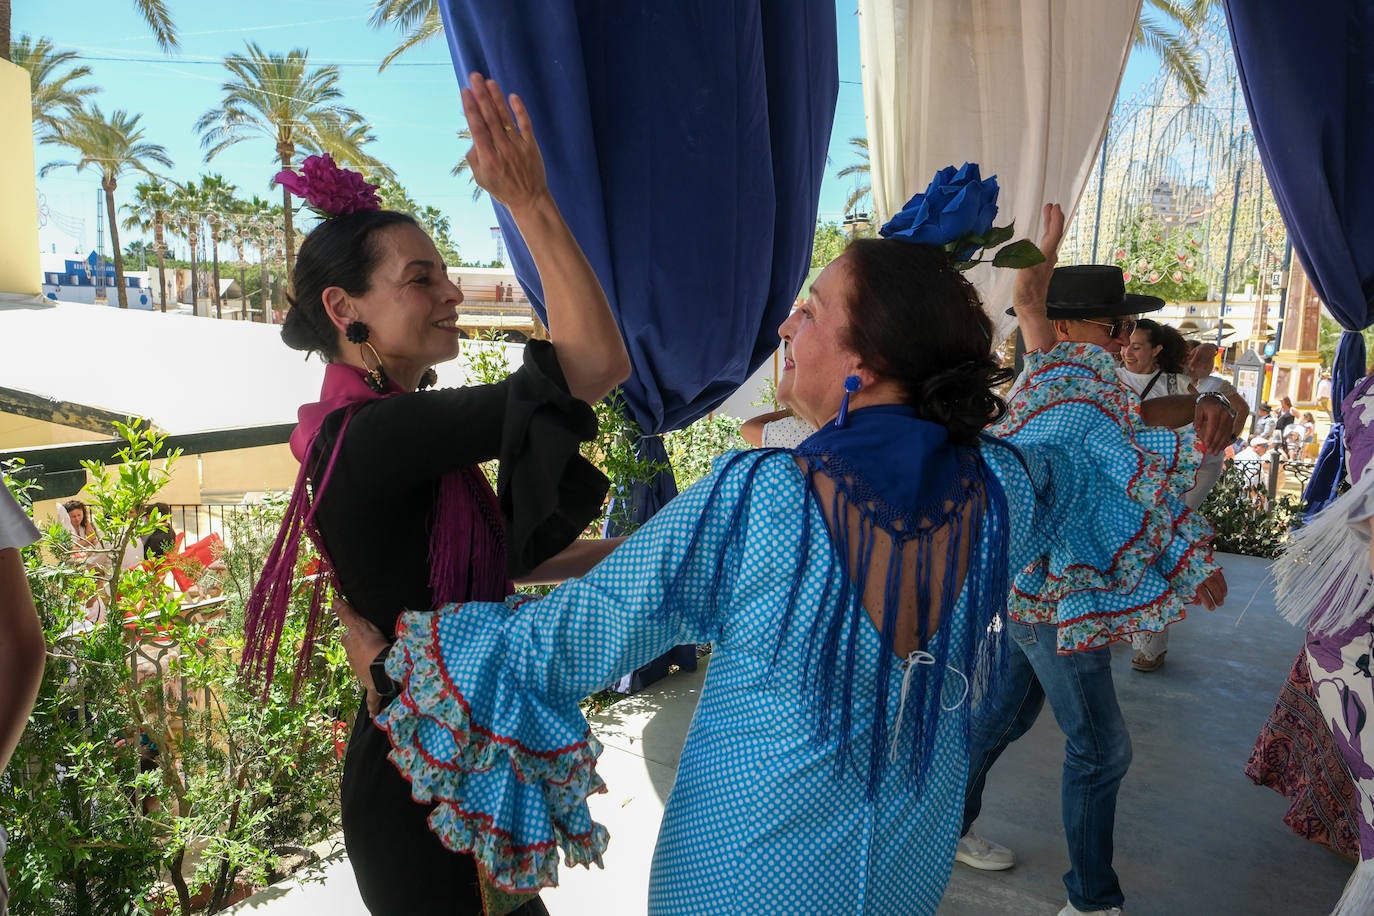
[1012, 203, 1065, 353]
[460, 72, 549, 212]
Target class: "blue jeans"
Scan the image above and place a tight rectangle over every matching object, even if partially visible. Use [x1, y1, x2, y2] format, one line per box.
[961, 621, 1132, 912]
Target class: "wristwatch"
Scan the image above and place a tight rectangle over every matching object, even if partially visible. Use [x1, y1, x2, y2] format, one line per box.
[370, 644, 400, 702]
[1196, 391, 1237, 418]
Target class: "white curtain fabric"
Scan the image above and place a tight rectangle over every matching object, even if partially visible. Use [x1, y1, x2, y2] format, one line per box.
[857, 0, 1143, 341]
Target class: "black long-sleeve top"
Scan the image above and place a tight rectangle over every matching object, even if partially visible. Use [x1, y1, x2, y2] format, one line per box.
[307, 341, 609, 636]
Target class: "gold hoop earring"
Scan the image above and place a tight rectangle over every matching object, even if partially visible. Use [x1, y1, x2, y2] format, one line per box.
[360, 341, 389, 393]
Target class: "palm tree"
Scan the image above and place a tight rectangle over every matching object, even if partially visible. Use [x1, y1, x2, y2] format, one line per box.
[1136, 0, 1215, 103]
[225, 197, 252, 319]
[261, 202, 287, 321]
[10, 35, 95, 142]
[368, 0, 443, 71]
[197, 174, 237, 319]
[836, 136, 870, 219]
[169, 181, 207, 314]
[242, 196, 284, 320]
[121, 178, 175, 312]
[41, 106, 173, 309]
[195, 43, 380, 277]
[2, 1, 178, 64]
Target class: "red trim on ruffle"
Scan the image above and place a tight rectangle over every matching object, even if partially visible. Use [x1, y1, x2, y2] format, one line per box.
[427, 801, 605, 893]
[1164, 537, 1206, 583]
[407, 613, 596, 761]
[997, 396, 1134, 438]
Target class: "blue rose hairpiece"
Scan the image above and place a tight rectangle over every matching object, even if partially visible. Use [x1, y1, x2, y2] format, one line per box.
[879, 162, 1044, 270]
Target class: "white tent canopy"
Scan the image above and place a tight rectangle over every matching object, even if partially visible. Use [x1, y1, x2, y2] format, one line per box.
[857, 0, 1144, 339]
[0, 295, 521, 437]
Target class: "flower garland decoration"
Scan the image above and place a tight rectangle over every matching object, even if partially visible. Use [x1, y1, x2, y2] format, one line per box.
[274, 154, 382, 218]
[879, 162, 1044, 270]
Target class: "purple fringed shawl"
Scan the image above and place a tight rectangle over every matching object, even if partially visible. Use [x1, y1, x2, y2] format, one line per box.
[240, 362, 511, 690]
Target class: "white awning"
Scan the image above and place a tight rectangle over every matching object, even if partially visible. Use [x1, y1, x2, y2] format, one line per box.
[0, 294, 519, 437]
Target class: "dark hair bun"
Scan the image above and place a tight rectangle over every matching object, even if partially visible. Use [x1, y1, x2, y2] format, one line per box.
[913, 359, 1014, 445]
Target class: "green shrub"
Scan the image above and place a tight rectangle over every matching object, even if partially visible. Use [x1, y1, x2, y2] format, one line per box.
[663, 415, 747, 491]
[1197, 459, 1304, 558]
[2, 423, 351, 915]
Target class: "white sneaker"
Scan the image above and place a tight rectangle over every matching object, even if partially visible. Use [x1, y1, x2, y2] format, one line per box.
[954, 831, 1014, 871]
[1057, 903, 1124, 915]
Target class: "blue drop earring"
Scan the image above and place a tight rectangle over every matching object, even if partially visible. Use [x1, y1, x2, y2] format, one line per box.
[836, 375, 862, 428]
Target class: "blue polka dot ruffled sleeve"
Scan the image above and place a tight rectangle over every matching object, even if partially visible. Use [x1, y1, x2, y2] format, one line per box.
[986, 342, 1220, 653]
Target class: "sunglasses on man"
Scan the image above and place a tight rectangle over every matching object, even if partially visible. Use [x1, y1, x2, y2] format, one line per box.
[1078, 317, 1137, 338]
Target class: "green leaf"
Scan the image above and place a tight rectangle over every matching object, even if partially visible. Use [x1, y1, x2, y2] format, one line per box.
[992, 239, 1046, 269]
[952, 259, 981, 271]
[982, 223, 1015, 247]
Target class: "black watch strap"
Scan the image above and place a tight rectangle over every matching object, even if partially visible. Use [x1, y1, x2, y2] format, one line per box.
[370, 644, 400, 700]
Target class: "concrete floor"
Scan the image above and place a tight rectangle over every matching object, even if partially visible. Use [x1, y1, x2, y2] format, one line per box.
[227, 552, 1354, 916]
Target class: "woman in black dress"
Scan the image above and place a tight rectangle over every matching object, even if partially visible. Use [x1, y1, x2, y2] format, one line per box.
[243, 73, 629, 915]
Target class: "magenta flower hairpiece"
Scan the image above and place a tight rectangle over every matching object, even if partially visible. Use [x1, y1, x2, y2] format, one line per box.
[274, 154, 382, 218]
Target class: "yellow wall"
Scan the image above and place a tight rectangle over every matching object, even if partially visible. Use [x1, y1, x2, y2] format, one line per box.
[2, 414, 300, 504]
[200, 444, 299, 496]
[0, 61, 40, 296]
[0, 414, 95, 448]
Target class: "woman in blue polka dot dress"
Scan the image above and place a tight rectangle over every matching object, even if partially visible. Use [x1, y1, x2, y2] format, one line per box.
[339, 189, 1219, 915]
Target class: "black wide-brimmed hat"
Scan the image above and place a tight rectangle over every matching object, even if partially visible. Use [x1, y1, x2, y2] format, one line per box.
[1005, 265, 1164, 318]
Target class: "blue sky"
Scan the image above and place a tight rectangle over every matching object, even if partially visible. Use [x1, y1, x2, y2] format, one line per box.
[16, 1, 1153, 265]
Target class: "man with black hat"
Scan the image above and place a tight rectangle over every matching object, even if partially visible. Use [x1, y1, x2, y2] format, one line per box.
[955, 205, 1230, 916]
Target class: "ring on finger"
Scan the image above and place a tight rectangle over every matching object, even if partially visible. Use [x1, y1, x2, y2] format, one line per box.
[503, 125, 515, 133]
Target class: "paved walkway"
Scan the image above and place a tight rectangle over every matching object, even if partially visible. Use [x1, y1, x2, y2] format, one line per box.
[227, 553, 1353, 915]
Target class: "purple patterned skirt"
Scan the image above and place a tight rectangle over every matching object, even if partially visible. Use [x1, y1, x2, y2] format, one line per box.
[1246, 647, 1361, 860]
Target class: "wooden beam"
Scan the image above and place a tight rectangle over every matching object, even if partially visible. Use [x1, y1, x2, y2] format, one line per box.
[0, 385, 127, 434]
[0, 423, 296, 472]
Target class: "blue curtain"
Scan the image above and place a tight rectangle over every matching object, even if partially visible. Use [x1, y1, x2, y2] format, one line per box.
[1225, 1, 1374, 512]
[437, 0, 838, 435]
[438, 1, 836, 691]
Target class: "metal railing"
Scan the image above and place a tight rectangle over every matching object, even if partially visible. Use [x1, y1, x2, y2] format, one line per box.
[163, 503, 254, 547]
[1233, 456, 1315, 505]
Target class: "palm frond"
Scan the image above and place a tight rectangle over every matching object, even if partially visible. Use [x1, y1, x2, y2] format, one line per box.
[135, 0, 180, 52]
[368, 0, 435, 33]
[11, 35, 97, 137]
[1135, 15, 1207, 102]
[378, 6, 444, 71]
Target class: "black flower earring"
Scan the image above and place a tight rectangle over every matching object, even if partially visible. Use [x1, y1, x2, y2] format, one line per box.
[345, 320, 370, 344]
[345, 320, 388, 392]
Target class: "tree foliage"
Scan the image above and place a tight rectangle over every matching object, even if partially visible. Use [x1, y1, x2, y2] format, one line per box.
[41, 106, 174, 309]
[368, 0, 443, 72]
[811, 220, 849, 269]
[10, 35, 95, 142]
[836, 135, 871, 219]
[1, 424, 352, 915]
[376, 179, 463, 266]
[195, 43, 383, 276]
[1134, 0, 1214, 103]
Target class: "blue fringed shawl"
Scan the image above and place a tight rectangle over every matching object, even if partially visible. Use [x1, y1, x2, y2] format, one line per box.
[665, 404, 1009, 798]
